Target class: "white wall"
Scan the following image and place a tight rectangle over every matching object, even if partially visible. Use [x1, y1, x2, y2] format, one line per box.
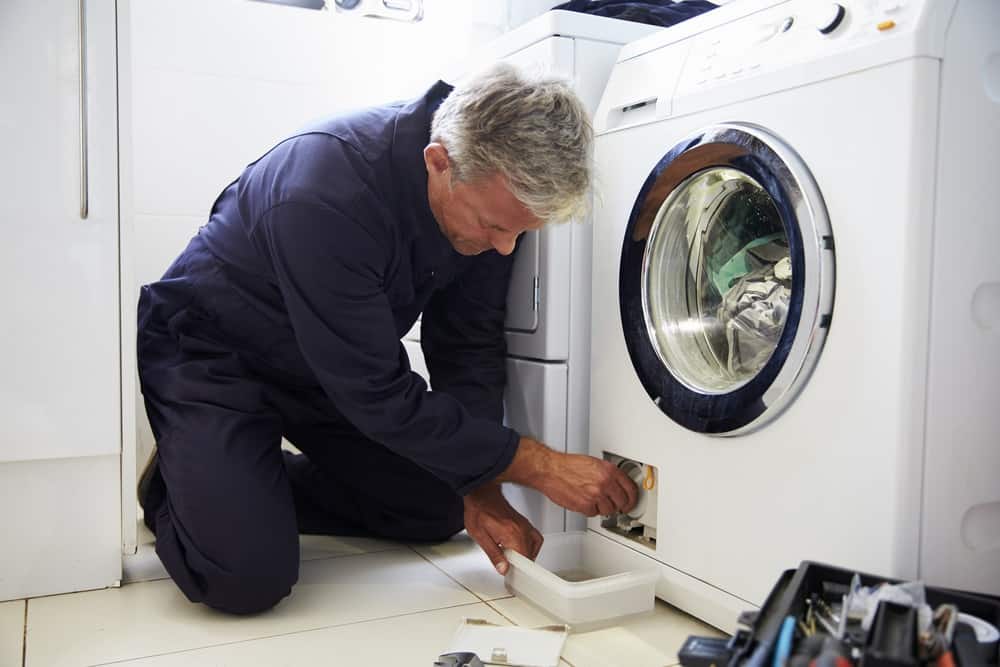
[124, 0, 516, 292]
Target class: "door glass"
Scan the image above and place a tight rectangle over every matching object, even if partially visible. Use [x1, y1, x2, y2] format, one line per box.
[641, 167, 791, 394]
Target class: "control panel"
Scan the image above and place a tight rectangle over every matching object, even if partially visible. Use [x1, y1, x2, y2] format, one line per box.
[674, 0, 941, 97]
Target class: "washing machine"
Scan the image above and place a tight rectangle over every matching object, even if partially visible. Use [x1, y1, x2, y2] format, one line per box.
[402, 10, 660, 533]
[588, 0, 1000, 632]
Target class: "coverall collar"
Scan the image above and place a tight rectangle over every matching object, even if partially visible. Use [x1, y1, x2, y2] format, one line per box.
[390, 80, 455, 257]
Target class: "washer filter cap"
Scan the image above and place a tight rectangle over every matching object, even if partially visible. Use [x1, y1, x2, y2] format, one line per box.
[619, 460, 650, 520]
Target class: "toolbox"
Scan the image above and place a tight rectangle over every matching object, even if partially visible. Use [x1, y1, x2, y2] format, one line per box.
[679, 561, 1000, 667]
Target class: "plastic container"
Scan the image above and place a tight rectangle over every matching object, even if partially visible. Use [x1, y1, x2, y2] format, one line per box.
[503, 531, 659, 629]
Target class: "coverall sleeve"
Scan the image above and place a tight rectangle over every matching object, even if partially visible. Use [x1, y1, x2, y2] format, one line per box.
[251, 200, 519, 495]
[420, 250, 515, 423]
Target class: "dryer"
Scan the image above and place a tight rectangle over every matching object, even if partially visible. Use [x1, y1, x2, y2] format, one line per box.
[589, 0, 1000, 632]
[403, 10, 659, 534]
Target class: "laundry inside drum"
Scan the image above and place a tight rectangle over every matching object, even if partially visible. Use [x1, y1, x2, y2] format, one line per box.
[642, 167, 792, 394]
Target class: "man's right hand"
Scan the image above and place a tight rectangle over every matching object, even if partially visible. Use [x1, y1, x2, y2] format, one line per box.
[498, 437, 638, 517]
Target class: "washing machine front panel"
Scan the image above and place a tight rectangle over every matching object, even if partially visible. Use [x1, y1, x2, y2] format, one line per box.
[619, 124, 833, 435]
[591, 56, 941, 607]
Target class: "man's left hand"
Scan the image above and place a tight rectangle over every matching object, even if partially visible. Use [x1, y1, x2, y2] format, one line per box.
[463, 482, 543, 575]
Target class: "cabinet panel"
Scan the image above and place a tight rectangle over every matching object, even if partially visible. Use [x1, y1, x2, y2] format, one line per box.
[499, 37, 575, 361]
[0, 0, 120, 462]
[0, 0, 122, 598]
[0, 456, 121, 601]
[503, 359, 567, 533]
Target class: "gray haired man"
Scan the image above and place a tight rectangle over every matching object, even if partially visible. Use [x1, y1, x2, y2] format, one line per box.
[137, 63, 638, 614]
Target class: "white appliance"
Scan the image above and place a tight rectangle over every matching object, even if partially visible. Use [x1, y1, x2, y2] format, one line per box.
[588, 0, 1000, 632]
[403, 11, 659, 534]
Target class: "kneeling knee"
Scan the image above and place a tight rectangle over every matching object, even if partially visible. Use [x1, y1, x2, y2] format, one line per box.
[203, 565, 299, 615]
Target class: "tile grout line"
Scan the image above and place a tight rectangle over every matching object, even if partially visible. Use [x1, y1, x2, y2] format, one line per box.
[482, 598, 517, 625]
[298, 543, 408, 562]
[411, 545, 568, 661]
[480, 599, 579, 667]
[86, 599, 493, 667]
[21, 599, 27, 667]
[47, 545, 412, 600]
[406, 545, 515, 604]
[407, 545, 490, 605]
[413, 562, 582, 667]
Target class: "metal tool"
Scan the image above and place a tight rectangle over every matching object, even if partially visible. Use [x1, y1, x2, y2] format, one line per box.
[806, 597, 841, 637]
[434, 652, 483, 667]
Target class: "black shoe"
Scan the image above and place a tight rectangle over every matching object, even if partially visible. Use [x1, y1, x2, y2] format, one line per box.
[137, 446, 165, 534]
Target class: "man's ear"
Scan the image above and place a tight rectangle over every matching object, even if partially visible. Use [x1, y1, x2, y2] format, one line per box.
[423, 143, 451, 177]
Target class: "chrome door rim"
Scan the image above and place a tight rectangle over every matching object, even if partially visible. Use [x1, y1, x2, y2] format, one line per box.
[619, 122, 835, 435]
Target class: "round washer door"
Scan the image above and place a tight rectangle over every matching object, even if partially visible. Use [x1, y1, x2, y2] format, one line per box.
[619, 123, 835, 435]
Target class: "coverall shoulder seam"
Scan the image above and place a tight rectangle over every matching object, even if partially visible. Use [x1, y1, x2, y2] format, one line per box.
[289, 129, 383, 171]
[253, 199, 384, 252]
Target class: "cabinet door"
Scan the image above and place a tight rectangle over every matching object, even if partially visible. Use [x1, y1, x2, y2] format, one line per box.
[503, 359, 568, 533]
[0, 0, 121, 600]
[0, 0, 120, 463]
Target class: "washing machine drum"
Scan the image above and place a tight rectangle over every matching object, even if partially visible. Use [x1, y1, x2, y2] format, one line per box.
[619, 123, 835, 435]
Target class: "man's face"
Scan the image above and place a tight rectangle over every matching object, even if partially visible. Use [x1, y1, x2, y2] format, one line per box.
[425, 143, 545, 256]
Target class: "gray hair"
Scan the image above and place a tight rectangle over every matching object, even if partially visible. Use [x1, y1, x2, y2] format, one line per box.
[431, 62, 593, 224]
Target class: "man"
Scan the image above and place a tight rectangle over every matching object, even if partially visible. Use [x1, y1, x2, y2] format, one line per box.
[137, 63, 638, 615]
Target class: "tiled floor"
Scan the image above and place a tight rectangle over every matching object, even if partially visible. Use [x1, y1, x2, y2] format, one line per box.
[10, 530, 723, 667]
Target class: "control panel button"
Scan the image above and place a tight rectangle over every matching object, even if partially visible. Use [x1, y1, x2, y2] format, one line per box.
[752, 23, 779, 44]
[816, 3, 846, 34]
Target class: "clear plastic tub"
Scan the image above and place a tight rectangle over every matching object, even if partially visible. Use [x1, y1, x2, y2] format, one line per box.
[504, 531, 659, 629]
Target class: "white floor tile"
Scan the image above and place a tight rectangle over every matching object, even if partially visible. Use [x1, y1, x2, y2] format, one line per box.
[298, 533, 403, 561]
[488, 596, 724, 667]
[1, 600, 25, 667]
[97, 603, 511, 666]
[124, 520, 404, 584]
[122, 524, 167, 584]
[413, 532, 513, 601]
[26, 550, 477, 667]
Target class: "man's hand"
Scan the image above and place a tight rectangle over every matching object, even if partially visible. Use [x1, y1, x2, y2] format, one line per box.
[497, 437, 639, 517]
[463, 482, 543, 575]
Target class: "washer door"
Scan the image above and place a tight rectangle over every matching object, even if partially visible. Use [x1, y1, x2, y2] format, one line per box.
[619, 124, 835, 435]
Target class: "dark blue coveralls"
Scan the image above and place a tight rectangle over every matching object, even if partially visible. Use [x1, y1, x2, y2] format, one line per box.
[137, 81, 521, 614]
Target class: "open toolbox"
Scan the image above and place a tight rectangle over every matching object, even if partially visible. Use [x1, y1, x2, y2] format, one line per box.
[679, 561, 1000, 667]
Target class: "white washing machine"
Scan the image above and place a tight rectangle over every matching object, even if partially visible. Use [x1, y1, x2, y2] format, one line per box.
[588, 0, 1000, 632]
[404, 10, 659, 534]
